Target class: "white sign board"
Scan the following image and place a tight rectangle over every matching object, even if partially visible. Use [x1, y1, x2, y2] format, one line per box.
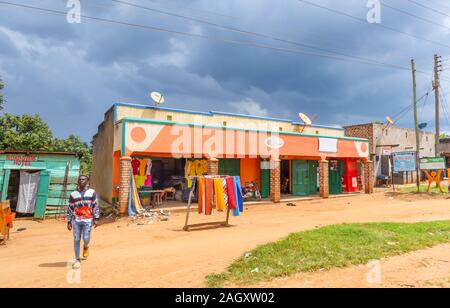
[319, 138, 338, 153]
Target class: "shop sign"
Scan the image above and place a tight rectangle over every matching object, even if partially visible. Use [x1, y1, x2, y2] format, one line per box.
[5, 155, 38, 166]
[420, 157, 446, 170]
[393, 152, 416, 172]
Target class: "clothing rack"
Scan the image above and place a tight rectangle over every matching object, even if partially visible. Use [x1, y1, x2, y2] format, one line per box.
[183, 175, 232, 232]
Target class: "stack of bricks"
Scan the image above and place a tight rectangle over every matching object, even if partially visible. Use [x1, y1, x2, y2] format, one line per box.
[119, 156, 131, 215]
[207, 158, 219, 175]
[270, 159, 281, 203]
[364, 160, 374, 194]
[319, 160, 329, 198]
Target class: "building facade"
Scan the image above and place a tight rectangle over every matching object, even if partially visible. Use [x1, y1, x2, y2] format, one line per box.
[92, 103, 372, 213]
[344, 123, 435, 185]
[0, 151, 81, 219]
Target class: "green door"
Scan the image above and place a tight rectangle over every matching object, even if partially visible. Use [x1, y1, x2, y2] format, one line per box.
[292, 160, 309, 196]
[218, 159, 240, 176]
[329, 160, 343, 195]
[260, 169, 270, 198]
[34, 171, 51, 219]
[1, 169, 11, 202]
[292, 160, 318, 196]
[308, 161, 318, 194]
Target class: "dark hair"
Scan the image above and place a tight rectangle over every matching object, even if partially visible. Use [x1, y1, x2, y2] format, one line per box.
[79, 175, 90, 181]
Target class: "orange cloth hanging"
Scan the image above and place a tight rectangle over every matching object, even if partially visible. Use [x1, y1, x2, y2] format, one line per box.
[198, 177, 205, 214]
[214, 178, 226, 211]
[204, 178, 214, 215]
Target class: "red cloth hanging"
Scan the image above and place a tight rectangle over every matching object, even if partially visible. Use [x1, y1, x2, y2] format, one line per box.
[226, 176, 237, 209]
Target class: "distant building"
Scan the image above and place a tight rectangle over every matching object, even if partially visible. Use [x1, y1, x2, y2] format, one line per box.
[438, 138, 450, 170]
[344, 123, 435, 185]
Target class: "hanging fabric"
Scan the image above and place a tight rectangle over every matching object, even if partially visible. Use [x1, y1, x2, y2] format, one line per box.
[204, 178, 214, 215]
[197, 177, 205, 214]
[226, 177, 237, 210]
[131, 158, 140, 176]
[213, 179, 226, 211]
[16, 171, 40, 214]
[139, 159, 147, 176]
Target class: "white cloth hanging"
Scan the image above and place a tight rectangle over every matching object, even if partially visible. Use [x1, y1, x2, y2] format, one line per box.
[16, 171, 40, 214]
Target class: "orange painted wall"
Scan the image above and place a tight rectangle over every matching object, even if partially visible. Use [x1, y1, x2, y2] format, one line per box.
[240, 158, 261, 189]
[112, 150, 121, 198]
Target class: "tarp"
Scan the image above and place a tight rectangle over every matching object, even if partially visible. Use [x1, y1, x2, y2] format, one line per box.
[16, 171, 40, 214]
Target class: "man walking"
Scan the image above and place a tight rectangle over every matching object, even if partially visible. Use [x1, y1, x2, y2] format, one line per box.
[67, 175, 99, 269]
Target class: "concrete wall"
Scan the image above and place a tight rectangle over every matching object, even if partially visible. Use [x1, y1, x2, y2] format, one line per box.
[345, 123, 435, 158]
[372, 123, 435, 158]
[91, 108, 115, 203]
[116, 105, 345, 137]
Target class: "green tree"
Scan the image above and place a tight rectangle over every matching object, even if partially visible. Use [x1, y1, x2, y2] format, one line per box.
[0, 78, 4, 111]
[0, 113, 54, 151]
[52, 135, 92, 175]
[440, 133, 450, 139]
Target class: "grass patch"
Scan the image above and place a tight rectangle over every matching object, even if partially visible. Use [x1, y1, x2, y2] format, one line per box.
[206, 221, 450, 287]
[397, 184, 448, 194]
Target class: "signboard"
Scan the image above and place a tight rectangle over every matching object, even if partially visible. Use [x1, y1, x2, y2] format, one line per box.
[319, 138, 338, 153]
[393, 152, 416, 172]
[420, 157, 446, 170]
[382, 148, 392, 156]
[5, 155, 38, 166]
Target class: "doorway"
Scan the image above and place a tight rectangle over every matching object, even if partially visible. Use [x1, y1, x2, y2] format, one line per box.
[292, 160, 318, 196]
[7, 170, 41, 217]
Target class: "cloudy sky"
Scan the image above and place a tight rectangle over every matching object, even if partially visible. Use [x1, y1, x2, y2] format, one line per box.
[1, 0, 450, 141]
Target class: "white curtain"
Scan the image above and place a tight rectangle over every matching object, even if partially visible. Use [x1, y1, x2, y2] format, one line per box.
[16, 171, 40, 214]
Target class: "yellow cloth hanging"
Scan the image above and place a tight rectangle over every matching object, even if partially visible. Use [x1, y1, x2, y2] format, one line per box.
[135, 176, 146, 188]
[214, 178, 226, 211]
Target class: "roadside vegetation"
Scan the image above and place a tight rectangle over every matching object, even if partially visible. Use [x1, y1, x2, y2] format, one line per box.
[397, 184, 449, 194]
[206, 221, 450, 287]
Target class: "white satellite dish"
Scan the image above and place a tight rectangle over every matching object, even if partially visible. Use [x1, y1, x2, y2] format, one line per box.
[299, 113, 313, 126]
[385, 116, 394, 125]
[150, 92, 165, 105]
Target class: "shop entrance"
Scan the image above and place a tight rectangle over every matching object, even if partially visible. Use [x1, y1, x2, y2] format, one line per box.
[292, 160, 318, 196]
[329, 160, 343, 195]
[6, 170, 41, 218]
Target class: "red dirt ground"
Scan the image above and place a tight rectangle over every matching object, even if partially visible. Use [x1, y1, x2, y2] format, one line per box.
[1, 191, 450, 288]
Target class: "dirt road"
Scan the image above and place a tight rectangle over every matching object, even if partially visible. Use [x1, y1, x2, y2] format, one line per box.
[1, 191, 450, 288]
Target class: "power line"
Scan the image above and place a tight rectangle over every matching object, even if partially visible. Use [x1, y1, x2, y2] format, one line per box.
[406, 0, 450, 19]
[0, 0, 429, 72]
[382, 1, 450, 32]
[106, 0, 414, 71]
[297, 0, 450, 50]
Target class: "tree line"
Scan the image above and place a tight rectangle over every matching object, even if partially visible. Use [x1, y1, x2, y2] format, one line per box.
[0, 78, 92, 174]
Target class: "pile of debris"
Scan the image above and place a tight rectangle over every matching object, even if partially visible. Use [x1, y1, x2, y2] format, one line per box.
[129, 208, 172, 226]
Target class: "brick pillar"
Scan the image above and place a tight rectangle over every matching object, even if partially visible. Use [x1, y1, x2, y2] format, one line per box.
[364, 160, 374, 194]
[270, 159, 281, 203]
[319, 160, 329, 198]
[207, 158, 219, 175]
[119, 156, 132, 215]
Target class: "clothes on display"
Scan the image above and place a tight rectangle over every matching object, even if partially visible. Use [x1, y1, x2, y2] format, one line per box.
[131, 158, 140, 176]
[132, 157, 154, 189]
[195, 175, 244, 216]
[185, 159, 208, 187]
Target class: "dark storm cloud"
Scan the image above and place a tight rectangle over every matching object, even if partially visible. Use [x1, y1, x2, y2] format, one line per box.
[1, 0, 450, 141]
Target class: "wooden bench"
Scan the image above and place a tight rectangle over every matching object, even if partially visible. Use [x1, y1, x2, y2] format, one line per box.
[0, 201, 15, 244]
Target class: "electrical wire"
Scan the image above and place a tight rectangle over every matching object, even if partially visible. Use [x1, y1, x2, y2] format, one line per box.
[297, 0, 450, 50]
[406, 0, 450, 19]
[105, 0, 415, 71]
[0, 0, 431, 73]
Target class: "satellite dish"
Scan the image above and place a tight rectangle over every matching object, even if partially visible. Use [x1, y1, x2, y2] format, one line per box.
[150, 92, 165, 105]
[299, 113, 313, 126]
[418, 123, 428, 130]
[385, 116, 394, 125]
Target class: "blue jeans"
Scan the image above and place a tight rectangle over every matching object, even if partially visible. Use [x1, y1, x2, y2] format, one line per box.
[73, 220, 92, 261]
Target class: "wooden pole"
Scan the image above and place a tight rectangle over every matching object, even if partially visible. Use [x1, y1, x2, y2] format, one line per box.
[412, 59, 421, 193]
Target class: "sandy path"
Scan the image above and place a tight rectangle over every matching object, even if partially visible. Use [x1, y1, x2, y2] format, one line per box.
[1, 192, 450, 288]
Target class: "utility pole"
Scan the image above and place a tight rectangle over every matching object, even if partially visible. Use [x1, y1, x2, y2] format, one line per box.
[412, 59, 420, 192]
[434, 54, 442, 157]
